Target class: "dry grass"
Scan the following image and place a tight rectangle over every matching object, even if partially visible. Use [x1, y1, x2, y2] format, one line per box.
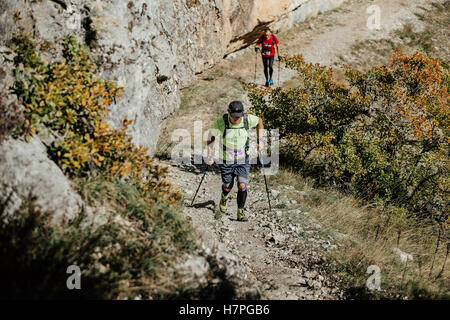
[155, 51, 257, 159]
[281, 76, 303, 90]
[339, 1, 450, 70]
[269, 167, 449, 299]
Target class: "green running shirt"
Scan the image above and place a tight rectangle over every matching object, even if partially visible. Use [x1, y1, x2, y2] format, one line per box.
[211, 114, 259, 161]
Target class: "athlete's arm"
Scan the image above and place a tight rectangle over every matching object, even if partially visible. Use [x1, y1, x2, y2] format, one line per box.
[274, 35, 281, 58]
[255, 36, 262, 49]
[206, 133, 215, 162]
[257, 117, 264, 151]
[275, 36, 281, 57]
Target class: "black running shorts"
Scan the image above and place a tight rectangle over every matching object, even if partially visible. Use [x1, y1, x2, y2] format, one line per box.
[219, 161, 251, 185]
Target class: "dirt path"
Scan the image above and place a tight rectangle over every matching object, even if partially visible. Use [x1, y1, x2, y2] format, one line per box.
[159, 0, 446, 299]
[165, 162, 341, 299]
[283, 0, 441, 65]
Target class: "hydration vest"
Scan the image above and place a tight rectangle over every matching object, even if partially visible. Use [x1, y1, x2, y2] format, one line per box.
[222, 114, 250, 159]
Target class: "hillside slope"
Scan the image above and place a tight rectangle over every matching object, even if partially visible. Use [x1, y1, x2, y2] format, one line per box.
[159, 0, 448, 299]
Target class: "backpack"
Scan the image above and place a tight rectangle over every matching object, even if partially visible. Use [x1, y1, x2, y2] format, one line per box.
[271, 34, 278, 46]
[222, 114, 250, 158]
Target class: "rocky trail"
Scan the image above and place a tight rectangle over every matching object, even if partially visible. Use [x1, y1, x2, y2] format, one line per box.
[159, 0, 445, 299]
[166, 162, 341, 299]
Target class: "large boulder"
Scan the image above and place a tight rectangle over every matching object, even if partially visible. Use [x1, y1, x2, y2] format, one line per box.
[0, 136, 85, 226]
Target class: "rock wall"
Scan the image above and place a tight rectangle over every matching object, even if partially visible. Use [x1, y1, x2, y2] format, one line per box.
[0, 136, 85, 226]
[225, 0, 348, 53]
[0, 0, 347, 153]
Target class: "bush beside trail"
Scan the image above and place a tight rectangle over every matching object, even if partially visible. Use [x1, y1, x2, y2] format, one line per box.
[0, 176, 195, 299]
[247, 51, 449, 226]
[10, 35, 172, 197]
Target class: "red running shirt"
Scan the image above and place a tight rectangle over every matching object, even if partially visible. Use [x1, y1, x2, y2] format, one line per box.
[256, 34, 279, 58]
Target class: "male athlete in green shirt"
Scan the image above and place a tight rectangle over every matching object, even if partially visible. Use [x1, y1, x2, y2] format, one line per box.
[206, 101, 264, 221]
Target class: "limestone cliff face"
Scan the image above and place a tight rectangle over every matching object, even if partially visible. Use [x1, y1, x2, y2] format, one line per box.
[0, 0, 346, 153]
[224, 0, 348, 53]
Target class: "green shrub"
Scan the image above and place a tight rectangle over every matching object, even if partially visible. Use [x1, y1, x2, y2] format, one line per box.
[0, 176, 196, 299]
[246, 51, 449, 224]
[10, 34, 173, 198]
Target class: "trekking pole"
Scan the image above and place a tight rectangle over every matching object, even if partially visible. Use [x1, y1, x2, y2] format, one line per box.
[254, 50, 258, 84]
[277, 58, 281, 87]
[259, 152, 272, 213]
[190, 164, 209, 206]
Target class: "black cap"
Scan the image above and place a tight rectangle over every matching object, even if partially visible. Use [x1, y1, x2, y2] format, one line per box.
[228, 101, 244, 118]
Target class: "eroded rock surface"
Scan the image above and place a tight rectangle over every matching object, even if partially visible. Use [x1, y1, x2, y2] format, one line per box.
[0, 0, 347, 153]
[0, 136, 85, 226]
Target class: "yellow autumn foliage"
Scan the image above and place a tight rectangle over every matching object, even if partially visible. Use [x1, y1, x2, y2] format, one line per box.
[11, 35, 176, 200]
